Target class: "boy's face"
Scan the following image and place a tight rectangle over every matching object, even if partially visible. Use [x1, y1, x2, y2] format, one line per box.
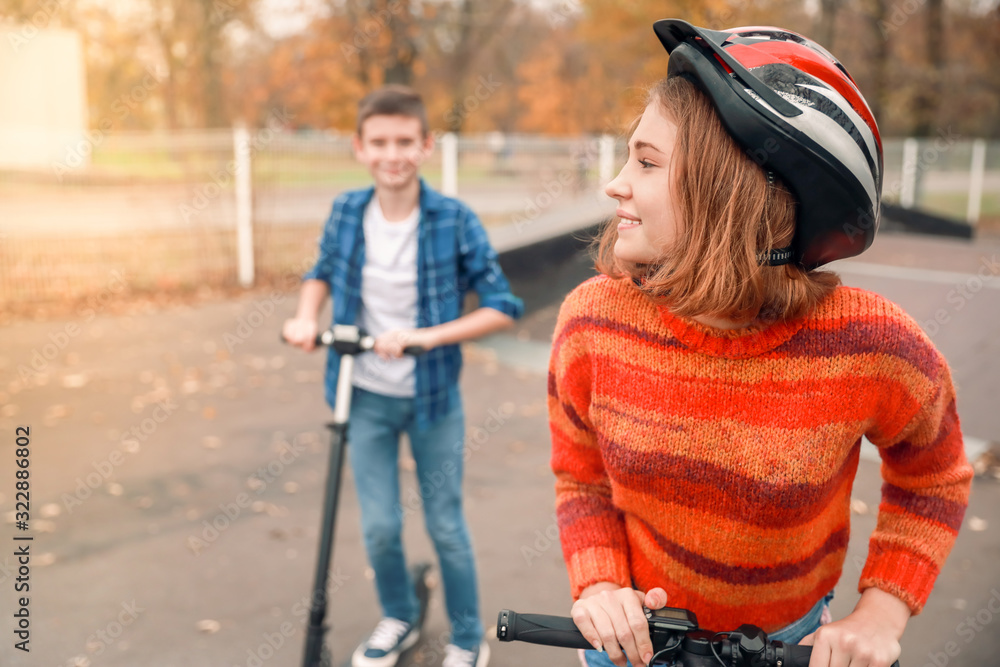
[605, 100, 680, 265]
[353, 115, 433, 193]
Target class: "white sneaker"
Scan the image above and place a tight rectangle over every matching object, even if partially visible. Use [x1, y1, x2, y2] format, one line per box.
[351, 618, 419, 667]
[443, 641, 490, 667]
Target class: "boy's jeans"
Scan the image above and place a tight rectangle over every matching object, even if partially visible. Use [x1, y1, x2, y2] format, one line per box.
[580, 591, 834, 666]
[347, 386, 483, 651]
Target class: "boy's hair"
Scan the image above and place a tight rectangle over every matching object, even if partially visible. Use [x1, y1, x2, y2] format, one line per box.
[356, 85, 429, 138]
[594, 76, 840, 322]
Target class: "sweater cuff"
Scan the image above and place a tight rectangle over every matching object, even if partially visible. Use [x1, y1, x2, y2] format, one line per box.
[859, 546, 939, 614]
[567, 546, 632, 600]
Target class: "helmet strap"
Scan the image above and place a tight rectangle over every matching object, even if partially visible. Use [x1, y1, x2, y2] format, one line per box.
[760, 247, 794, 266]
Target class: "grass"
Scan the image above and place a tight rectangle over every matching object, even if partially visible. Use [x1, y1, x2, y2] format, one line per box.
[915, 191, 1000, 223]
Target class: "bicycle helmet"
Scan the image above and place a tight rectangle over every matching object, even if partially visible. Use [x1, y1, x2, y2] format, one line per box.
[653, 19, 883, 269]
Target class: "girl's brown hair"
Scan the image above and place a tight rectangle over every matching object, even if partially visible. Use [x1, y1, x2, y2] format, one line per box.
[595, 76, 840, 323]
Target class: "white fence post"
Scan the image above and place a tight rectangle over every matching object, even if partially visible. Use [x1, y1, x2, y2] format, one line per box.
[598, 134, 615, 190]
[234, 124, 254, 288]
[899, 137, 919, 209]
[967, 138, 987, 225]
[441, 132, 458, 196]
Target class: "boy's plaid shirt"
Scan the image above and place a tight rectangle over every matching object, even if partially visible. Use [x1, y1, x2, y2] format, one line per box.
[304, 179, 524, 429]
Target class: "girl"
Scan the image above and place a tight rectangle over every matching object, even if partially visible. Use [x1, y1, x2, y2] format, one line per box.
[549, 19, 973, 667]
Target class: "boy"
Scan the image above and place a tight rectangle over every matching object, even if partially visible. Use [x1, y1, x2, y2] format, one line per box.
[283, 85, 522, 667]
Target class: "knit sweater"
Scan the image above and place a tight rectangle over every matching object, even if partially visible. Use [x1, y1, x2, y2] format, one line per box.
[548, 275, 973, 633]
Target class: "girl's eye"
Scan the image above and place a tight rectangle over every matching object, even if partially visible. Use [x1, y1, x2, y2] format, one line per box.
[639, 159, 654, 168]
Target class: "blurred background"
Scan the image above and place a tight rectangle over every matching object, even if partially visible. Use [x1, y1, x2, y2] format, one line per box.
[1, 1, 999, 666]
[0, 0, 998, 304]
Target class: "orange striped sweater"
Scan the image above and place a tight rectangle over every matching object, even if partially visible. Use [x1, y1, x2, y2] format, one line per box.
[548, 275, 973, 633]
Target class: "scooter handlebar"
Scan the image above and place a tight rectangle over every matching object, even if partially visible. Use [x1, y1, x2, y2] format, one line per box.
[281, 325, 424, 355]
[496, 609, 900, 667]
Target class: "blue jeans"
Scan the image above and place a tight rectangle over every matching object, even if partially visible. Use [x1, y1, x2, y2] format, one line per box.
[347, 386, 483, 650]
[581, 591, 834, 666]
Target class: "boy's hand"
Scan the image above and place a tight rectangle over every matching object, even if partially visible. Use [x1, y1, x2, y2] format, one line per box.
[800, 588, 908, 667]
[571, 582, 668, 667]
[282, 318, 319, 352]
[373, 328, 438, 359]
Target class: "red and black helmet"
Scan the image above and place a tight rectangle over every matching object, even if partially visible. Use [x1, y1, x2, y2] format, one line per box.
[653, 19, 883, 269]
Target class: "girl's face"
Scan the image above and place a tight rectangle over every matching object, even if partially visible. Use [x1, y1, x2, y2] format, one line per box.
[605, 100, 680, 265]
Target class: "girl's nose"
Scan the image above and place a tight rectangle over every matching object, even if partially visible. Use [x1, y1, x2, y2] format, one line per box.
[604, 168, 629, 200]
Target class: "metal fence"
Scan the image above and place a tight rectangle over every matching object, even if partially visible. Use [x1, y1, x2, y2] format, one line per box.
[0, 128, 997, 308]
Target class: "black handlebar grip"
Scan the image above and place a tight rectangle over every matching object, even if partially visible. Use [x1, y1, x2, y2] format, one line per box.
[780, 644, 899, 667]
[402, 345, 425, 356]
[781, 643, 814, 667]
[496, 610, 594, 650]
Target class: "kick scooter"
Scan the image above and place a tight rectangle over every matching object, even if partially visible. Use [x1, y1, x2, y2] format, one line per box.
[286, 324, 430, 667]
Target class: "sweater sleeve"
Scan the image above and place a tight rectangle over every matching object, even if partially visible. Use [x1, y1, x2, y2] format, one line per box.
[861, 312, 974, 614]
[548, 285, 631, 599]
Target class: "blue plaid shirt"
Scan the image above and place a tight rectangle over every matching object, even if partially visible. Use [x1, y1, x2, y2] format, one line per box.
[304, 179, 524, 430]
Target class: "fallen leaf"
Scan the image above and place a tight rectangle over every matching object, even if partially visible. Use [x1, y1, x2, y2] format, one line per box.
[265, 504, 287, 517]
[197, 619, 221, 634]
[46, 404, 69, 419]
[62, 373, 89, 389]
[40, 503, 61, 518]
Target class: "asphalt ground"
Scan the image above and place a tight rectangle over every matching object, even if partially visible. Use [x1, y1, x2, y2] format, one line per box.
[1, 229, 999, 667]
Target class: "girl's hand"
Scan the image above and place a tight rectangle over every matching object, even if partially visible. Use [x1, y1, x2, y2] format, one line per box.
[373, 328, 438, 359]
[800, 588, 909, 667]
[571, 582, 668, 667]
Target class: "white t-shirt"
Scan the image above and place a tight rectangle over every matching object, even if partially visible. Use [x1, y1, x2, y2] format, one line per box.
[353, 197, 420, 397]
